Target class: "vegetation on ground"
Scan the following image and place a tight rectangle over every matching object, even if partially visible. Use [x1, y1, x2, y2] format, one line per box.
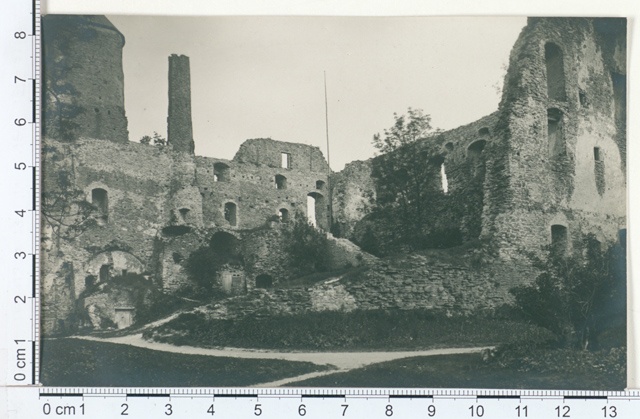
[143, 309, 554, 351]
[40, 338, 328, 387]
[510, 235, 626, 350]
[292, 349, 625, 390]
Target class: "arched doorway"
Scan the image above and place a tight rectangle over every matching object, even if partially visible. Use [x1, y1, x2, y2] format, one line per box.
[307, 192, 326, 229]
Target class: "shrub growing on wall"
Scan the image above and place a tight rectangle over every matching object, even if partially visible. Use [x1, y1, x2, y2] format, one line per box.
[282, 211, 330, 277]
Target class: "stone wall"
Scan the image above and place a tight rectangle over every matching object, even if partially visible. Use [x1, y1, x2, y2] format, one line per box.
[335, 114, 499, 250]
[341, 255, 534, 314]
[492, 17, 627, 260]
[198, 251, 535, 320]
[331, 17, 626, 261]
[330, 159, 376, 238]
[196, 139, 330, 230]
[234, 138, 330, 173]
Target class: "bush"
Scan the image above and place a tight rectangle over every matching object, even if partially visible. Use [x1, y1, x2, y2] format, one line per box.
[282, 211, 331, 276]
[510, 234, 626, 349]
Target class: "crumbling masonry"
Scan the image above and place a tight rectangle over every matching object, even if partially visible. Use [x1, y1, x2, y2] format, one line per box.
[41, 16, 626, 334]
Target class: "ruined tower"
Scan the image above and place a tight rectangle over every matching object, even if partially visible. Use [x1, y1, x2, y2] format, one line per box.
[167, 54, 195, 154]
[487, 17, 627, 259]
[42, 15, 129, 142]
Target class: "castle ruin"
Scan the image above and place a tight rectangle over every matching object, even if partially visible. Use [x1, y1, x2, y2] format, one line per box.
[41, 16, 626, 334]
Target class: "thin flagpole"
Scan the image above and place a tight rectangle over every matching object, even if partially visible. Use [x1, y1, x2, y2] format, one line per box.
[324, 71, 333, 231]
[324, 70, 330, 169]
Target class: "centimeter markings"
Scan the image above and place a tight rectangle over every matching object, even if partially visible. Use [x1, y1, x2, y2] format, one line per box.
[31, 0, 42, 386]
[2, 0, 39, 388]
[4, 2, 640, 417]
[12, 387, 636, 418]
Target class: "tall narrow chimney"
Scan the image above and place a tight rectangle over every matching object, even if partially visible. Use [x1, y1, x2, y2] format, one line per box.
[167, 54, 195, 154]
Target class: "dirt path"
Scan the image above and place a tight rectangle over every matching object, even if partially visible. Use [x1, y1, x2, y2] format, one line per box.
[75, 334, 490, 378]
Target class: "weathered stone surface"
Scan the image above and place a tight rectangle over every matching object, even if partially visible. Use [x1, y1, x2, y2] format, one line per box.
[41, 16, 626, 335]
[167, 54, 195, 154]
[330, 159, 376, 238]
[42, 16, 128, 143]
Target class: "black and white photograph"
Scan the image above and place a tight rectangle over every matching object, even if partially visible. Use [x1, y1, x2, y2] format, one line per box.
[39, 14, 627, 389]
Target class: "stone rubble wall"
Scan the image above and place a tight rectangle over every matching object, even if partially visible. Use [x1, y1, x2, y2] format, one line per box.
[200, 252, 535, 320]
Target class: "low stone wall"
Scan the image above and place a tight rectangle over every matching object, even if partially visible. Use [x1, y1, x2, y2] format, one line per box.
[200, 252, 536, 320]
[343, 257, 535, 315]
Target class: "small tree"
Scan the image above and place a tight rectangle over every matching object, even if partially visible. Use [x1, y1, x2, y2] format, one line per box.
[511, 235, 626, 349]
[42, 145, 97, 249]
[282, 211, 330, 275]
[370, 108, 444, 248]
[152, 131, 166, 146]
[139, 132, 166, 146]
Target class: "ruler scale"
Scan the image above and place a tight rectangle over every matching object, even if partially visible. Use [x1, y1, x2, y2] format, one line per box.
[1, 0, 40, 391]
[2, 1, 639, 418]
[4, 387, 640, 418]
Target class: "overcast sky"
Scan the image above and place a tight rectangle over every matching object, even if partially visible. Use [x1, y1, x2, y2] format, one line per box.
[108, 16, 527, 170]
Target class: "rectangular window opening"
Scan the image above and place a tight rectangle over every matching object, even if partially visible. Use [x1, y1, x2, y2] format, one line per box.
[281, 152, 291, 169]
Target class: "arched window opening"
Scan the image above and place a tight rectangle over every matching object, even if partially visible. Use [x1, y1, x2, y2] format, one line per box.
[92, 188, 109, 222]
[224, 202, 237, 226]
[255, 274, 273, 289]
[213, 162, 230, 182]
[467, 140, 486, 178]
[551, 224, 568, 257]
[545, 42, 566, 101]
[478, 127, 490, 136]
[281, 152, 292, 169]
[99, 264, 111, 283]
[278, 208, 289, 222]
[179, 208, 190, 223]
[307, 192, 326, 229]
[275, 174, 287, 190]
[547, 108, 564, 157]
[306, 195, 316, 227]
[593, 147, 605, 195]
[440, 163, 449, 194]
[467, 140, 486, 158]
[316, 180, 326, 190]
[445, 142, 454, 152]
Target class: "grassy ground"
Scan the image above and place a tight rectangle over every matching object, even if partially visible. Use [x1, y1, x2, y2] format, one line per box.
[292, 349, 626, 390]
[40, 338, 329, 387]
[144, 310, 554, 351]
